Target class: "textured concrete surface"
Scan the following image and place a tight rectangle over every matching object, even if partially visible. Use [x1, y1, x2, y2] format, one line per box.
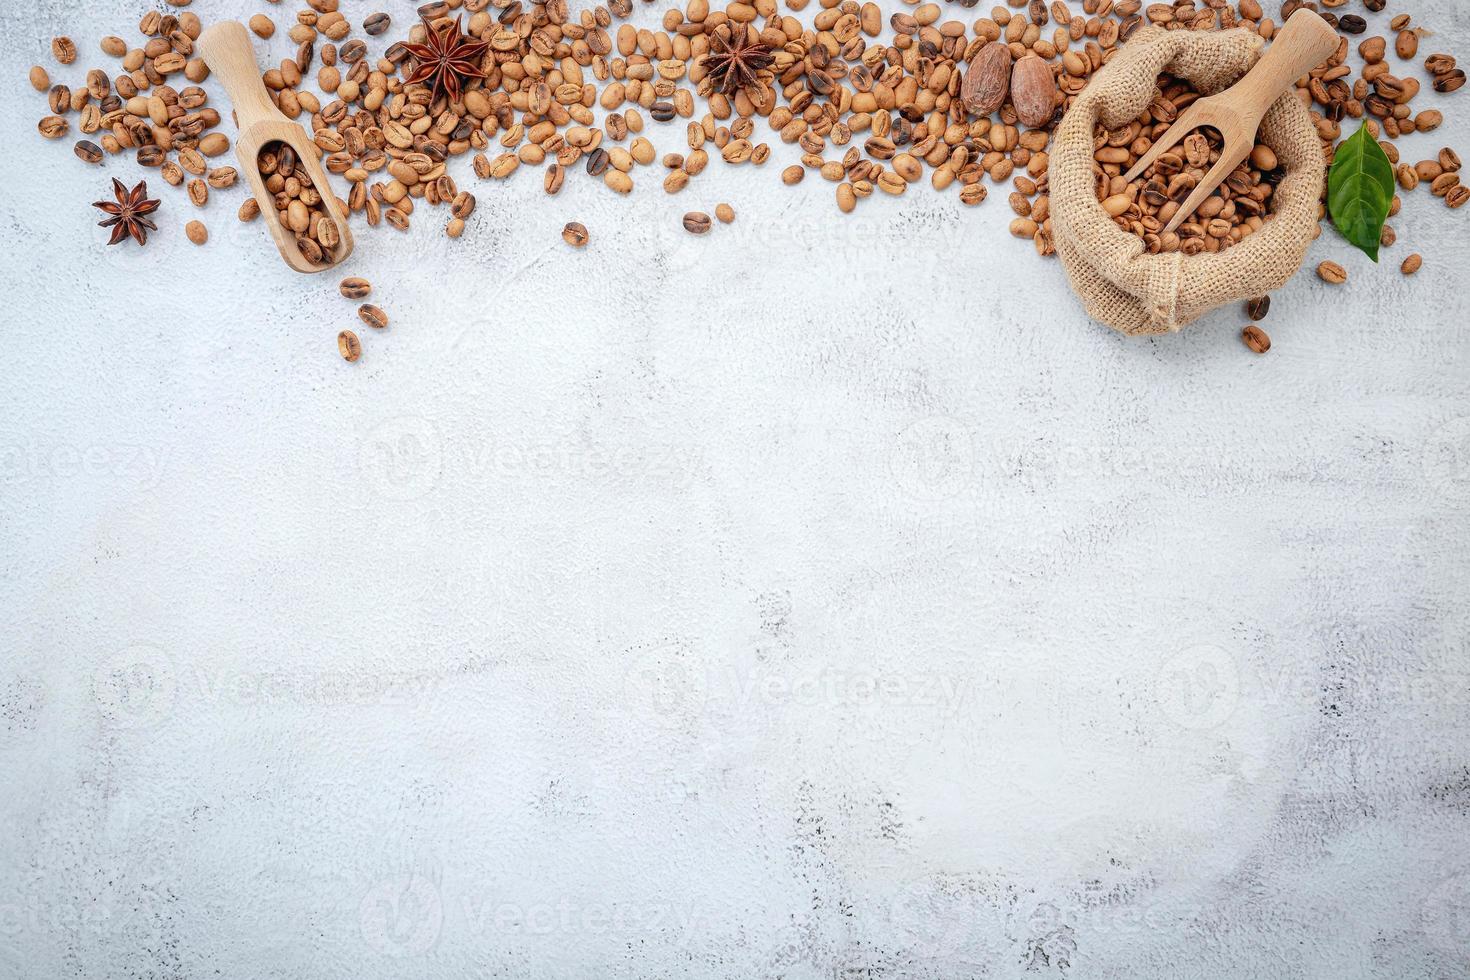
[3, 1, 1470, 978]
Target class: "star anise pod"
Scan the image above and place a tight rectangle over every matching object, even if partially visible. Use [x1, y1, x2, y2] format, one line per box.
[703, 24, 775, 96]
[92, 177, 160, 247]
[403, 15, 490, 104]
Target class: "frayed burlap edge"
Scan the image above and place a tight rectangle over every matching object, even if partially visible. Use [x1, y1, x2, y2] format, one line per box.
[1050, 26, 1325, 336]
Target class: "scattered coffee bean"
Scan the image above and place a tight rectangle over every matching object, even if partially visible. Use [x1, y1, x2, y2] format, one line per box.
[715, 203, 735, 223]
[364, 13, 392, 36]
[1242, 325, 1271, 354]
[51, 37, 77, 65]
[1401, 253, 1422, 275]
[338, 330, 362, 362]
[249, 14, 274, 38]
[28, 66, 50, 92]
[359, 304, 389, 329]
[1246, 296, 1271, 321]
[682, 211, 711, 234]
[186, 220, 208, 245]
[339, 276, 372, 299]
[562, 221, 588, 247]
[73, 140, 103, 164]
[1317, 261, 1348, 284]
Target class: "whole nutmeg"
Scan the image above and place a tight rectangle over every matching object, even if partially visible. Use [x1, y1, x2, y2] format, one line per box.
[1010, 54, 1058, 129]
[962, 43, 1012, 116]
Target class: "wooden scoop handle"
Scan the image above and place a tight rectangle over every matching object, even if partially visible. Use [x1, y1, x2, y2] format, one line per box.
[197, 21, 284, 128]
[1231, 9, 1341, 126]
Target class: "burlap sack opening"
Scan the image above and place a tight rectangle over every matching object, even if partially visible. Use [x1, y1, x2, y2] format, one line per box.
[1050, 26, 1325, 336]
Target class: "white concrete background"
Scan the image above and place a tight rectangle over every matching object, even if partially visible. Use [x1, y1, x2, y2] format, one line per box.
[3, 0, 1470, 977]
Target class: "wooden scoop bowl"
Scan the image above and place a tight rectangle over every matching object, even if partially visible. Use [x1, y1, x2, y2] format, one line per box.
[1123, 8, 1340, 234]
[197, 20, 353, 273]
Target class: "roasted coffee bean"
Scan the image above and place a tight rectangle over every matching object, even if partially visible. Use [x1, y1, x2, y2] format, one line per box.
[1246, 296, 1271, 321]
[73, 139, 103, 164]
[1338, 15, 1366, 34]
[1241, 325, 1271, 354]
[38, 115, 68, 139]
[682, 211, 711, 234]
[585, 147, 609, 176]
[338, 330, 362, 362]
[1433, 70, 1466, 94]
[1317, 261, 1347, 284]
[364, 13, 392, 36]
[1401, 253, 1422, 275]
[52, 37, 78, 65]
[186, 220, 208, 245]
[339, 277, 372, 299]
[358, 304, 389, 329]
[562, 221, 588, 246]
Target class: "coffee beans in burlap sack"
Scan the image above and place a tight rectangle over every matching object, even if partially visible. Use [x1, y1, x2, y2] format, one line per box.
[1049, 26, 1325, 336]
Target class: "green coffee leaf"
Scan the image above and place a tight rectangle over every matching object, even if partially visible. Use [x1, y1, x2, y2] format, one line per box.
[1328, 124, 1395, 263]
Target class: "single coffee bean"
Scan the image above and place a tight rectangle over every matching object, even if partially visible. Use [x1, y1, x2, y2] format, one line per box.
[1433, 70, 1466, 94]
[364, 13, 392, 36]
[359, 304, 389, 329]
[339, 276, 372, 299]
[1337, 14, 1366, 34]
[682, 211, 711, 235]
[585, 147, 609, 176]
[1317, 261, 1348, 284]
[1241, 325, 1271, 354]
[1401, 253, 1422, 275]
[73, 139, 103, 164]
[338, 330, 362, 362]
[1246, 296, 1271, 321]
[186, 220, 208, 245]
[562, 221, 588, 247]
[52, 37, 78, 65]
[715, 203, 735, 223]
[1364, 0, 1385, 11]
[297, 236, 324, 264]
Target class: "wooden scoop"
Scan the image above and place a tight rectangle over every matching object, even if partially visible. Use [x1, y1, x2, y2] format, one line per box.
[197, 20, 353, 273]
[1123, 8, 1340, 235]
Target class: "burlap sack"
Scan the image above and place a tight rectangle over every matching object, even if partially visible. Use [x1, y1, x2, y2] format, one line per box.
[1050, 26, 1324, 336]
